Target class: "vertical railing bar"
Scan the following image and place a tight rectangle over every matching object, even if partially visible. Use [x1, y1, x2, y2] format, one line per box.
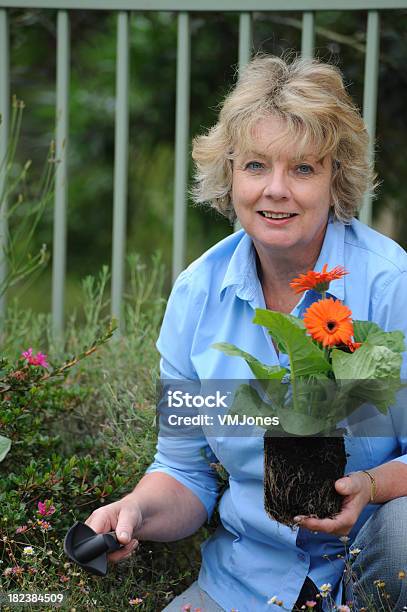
[172, 11, 190, 283]
[0, 9, 10, 317]
[234, 12, 252, 233]
[52, 10, 70, 336]
[238, 12, 252, 71]
[301, 11, 315, 58]
[360, 10, 380, 227]
[111, 11, 130, 329]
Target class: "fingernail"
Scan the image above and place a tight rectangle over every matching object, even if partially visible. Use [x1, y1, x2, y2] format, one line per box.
[120, 531, 130, 543]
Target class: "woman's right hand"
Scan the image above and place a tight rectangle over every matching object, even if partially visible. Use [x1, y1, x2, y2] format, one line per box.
[85, 495, 143, 563]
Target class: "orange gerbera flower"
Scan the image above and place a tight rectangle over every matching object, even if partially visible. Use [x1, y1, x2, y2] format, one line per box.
[303, 298, 354, 348]
[346, 340, 362, 353]
[290, 263, 348, 294]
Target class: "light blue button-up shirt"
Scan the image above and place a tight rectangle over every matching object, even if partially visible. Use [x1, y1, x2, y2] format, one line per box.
[146, 216, 407, 612]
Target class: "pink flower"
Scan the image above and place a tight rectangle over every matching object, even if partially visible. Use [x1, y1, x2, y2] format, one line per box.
[37, 500, 56, 517]
[34, 352, 49, 367]
[305, 602, 317, 609]
[15, 525, 28, 534]
[22, 348, 49, 369]
[129, 598, 143, 606]
[22, 348, 33, 360]
[59, 575, 70, 583]
[12, 566, 24, 575]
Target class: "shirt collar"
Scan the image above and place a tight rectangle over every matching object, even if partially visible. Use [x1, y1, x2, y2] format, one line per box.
[219, 215, 346, 303]
[219, 230, 258, 302]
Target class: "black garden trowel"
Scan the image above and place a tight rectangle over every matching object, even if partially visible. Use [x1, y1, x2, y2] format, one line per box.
[64, 521, 124, 576]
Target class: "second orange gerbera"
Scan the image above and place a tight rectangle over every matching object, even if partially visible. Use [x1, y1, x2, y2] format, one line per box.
[290, 263, 348, 294]
[303, 298, 354, 348]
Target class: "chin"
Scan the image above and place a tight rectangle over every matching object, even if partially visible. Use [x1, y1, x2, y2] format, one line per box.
[252, 233, 298, 250]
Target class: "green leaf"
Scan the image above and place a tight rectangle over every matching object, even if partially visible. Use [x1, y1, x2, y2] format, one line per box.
[276, 410, 333, 436]
[353, 320, 405, 352]
[338, 378, 406, 413]
[211, 342, 287, 381]
[254, 308, 305, 330]
[229, 384, 278, 419]
[228, 380, 344, 436]
[332, 344, 403, 380]
[0, 435, 11, 462]
[253, 309, 331, 377]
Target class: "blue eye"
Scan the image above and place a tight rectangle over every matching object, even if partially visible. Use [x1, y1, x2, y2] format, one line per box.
[245, 161, 264, 171]
[296, 164, 314, 174]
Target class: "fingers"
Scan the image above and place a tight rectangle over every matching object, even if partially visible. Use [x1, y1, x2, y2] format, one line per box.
[116, 519, 136, 545]
[294, 515, 351, 536]
[84, 498, 143, 565]
[335, 475, 358, 497]
[85, 505, 118, 534]
[108, 538, 139, 563]
[293, 474, 370, 536]
[337, 472, 372, 506]
[294, 504, 358, 536]
[115, 502, 143, 544]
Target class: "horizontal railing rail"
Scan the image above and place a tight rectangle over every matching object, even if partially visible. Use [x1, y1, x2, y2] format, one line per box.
[1, 1, 407, 10]
[0, 2, 405, 334]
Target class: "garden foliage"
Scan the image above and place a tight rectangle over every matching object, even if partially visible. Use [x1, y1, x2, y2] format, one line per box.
[0, 257, 218, 611]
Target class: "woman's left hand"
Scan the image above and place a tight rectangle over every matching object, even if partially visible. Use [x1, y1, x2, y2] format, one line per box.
[293, 472, 371, 537]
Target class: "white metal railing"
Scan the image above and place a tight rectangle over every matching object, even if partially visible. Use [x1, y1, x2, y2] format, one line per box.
[1, 2, 406, 333]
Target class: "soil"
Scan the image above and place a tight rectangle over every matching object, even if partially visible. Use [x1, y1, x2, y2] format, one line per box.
[263, 432, 347, 527]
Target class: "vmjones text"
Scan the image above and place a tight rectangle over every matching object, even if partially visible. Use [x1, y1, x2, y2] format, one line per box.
[167, 414, 280, 427]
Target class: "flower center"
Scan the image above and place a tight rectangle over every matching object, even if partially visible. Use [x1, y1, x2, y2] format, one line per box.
[326, 320, 338, 333]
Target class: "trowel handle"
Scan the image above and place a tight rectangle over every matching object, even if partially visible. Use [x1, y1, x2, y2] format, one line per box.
[74, 531, 121, 563]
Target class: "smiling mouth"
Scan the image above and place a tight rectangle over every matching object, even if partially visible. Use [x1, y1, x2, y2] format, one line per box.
[258, 211, 298, 219]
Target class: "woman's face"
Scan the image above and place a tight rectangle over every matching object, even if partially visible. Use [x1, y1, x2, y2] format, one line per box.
[232, 115, 333, 259]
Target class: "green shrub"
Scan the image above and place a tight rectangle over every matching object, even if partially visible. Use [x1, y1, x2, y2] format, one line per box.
[0, 255, 219, 611]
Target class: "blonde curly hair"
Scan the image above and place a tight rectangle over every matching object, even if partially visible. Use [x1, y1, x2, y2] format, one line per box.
[191, 54, 375, 223]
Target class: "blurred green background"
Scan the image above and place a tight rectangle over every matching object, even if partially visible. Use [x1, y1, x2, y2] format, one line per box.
[6, 8, 407, 314]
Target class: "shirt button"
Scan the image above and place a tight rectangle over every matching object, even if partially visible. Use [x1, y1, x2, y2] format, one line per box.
[297, 552, 306, 561]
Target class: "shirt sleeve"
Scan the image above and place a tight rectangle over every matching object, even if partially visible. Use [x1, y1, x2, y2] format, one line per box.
[145, 270, 221, 522]
[372, 271, 407, 465]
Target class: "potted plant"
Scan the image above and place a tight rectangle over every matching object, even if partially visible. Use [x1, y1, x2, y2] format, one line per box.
[213, 265, 405, 526]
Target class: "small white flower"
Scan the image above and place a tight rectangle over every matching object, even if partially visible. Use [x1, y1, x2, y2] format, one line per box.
[339, 535, 350, 543]
[338, 606, 351, 612]
[319, 583, 332, 598]
[267, 595, 278, 605]
[349, 547, 361, 556]
[23, 546, 34, 555]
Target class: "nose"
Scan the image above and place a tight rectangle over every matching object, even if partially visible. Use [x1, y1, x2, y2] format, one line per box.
[263, 167, 291, 201]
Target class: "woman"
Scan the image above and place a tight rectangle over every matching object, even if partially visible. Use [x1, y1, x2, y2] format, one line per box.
[86, 55, 407, 611]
